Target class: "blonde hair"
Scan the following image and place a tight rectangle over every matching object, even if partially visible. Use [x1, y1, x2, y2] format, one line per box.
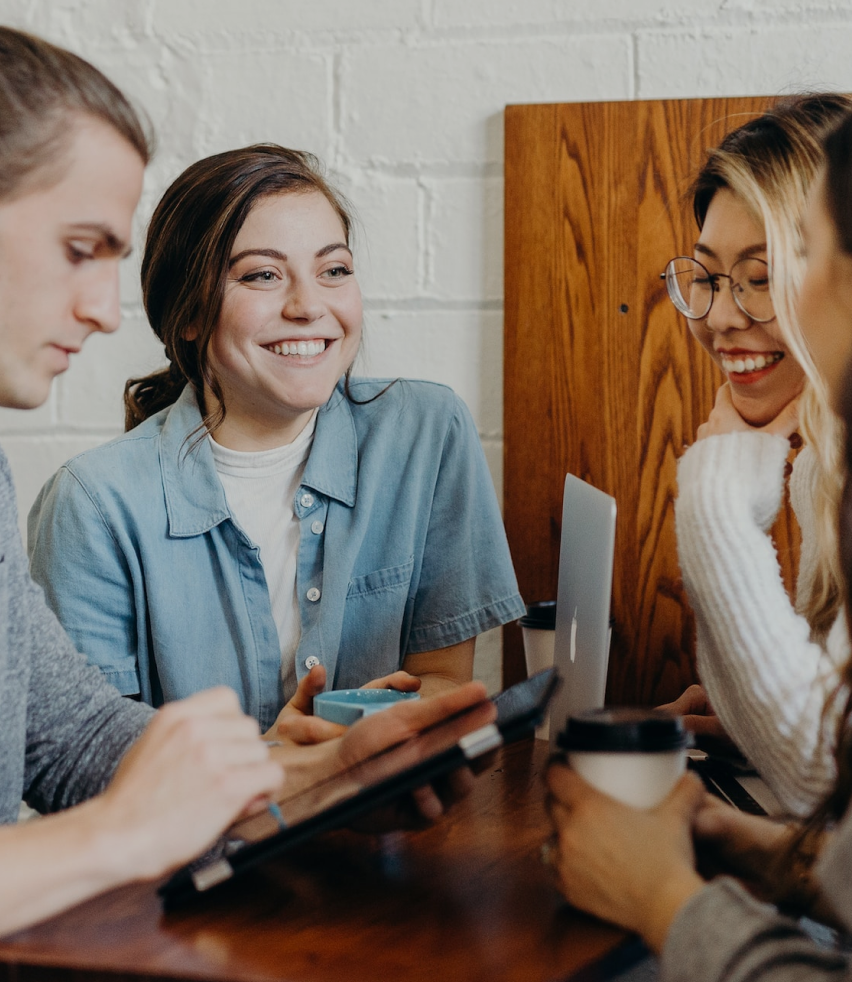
[692, 94, 852, 635]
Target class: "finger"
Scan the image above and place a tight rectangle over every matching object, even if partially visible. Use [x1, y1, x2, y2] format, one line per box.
[215, 760, 285, 816]
[160, 712, 266, 765]
[658, 772, 706, 820]
[380, 680, 489, 731]
[680, 714, 724, 736]
[545, 761, 593, 804]
[431, 766, 475, 808]
[276, 715, 347, 744]
[287, 665, 328, 715]
[657, 684, 708, 716]
[715, 382, 734, 408]
[693, 796, 740, 839]
[410, 784, 445, 823]
[158, 686, 245, 723]
[361, 671, 422, 692]
[763, 395, 800, 438]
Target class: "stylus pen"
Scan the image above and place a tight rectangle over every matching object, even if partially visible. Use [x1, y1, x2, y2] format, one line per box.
[267, 801, 287, 830]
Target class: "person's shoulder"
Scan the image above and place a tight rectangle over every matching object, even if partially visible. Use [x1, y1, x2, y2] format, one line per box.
[58, 410, 168, 485]
[344, 377, 461, 418]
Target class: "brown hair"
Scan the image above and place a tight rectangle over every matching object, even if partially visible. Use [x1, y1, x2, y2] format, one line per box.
[779, 110, 852, 905]
[126, 144, 357, 433]
[0, 26, 150, 200]
[817, 109, 852, 823]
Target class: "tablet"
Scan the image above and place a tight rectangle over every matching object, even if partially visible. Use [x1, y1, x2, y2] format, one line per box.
[159, 668, 560, 909]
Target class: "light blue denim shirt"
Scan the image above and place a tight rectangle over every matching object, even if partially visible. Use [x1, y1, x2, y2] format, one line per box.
[28, 379, 524, 730]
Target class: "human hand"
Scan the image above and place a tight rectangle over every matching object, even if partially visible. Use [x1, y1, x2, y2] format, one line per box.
[656, 684, 733, 747]
[276, 681, 493, 831]
[697, 384, 800, 441]
[97, 687, 283, 882]
[342, 680, 492, 829]
[545, 764, 706, 953]
[692, 796, 820, 911]
[272, 667, 423, 746]
[270, 665, 346, 746]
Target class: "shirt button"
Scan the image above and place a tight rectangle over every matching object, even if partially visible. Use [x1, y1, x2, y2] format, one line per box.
[300, 492, 314, 508]
[304, 655, 320, 670]
[311, 520, 324, 535]
[306, 587, 321, 602]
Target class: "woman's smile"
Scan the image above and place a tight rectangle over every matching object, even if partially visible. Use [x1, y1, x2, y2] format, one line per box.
[718, 348, 785, 383]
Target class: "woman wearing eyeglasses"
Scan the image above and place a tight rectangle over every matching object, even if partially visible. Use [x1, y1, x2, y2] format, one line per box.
[543, 104, 852, 982]
[658, 94, 852, 816]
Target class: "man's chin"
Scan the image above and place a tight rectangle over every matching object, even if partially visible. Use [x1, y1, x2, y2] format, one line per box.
[0, 378, 53, 411]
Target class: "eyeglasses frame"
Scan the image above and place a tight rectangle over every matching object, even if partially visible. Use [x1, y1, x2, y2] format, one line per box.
[660, 255, 775, 324]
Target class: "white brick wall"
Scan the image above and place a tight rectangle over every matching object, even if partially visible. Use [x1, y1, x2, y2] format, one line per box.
[3, 0, 852, 691]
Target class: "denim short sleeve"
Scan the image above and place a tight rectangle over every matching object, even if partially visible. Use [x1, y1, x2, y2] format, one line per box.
[28, 465, 142, 695]
[405, 395, 524, 652]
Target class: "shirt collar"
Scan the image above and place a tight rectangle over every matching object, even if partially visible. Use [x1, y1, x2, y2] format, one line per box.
[302, 380, 358, 507]
[159, 385, 231, 537]
[159, 381, 358, 536]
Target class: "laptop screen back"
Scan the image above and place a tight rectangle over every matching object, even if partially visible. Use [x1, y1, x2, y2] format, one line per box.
[548, 474, 617, 749]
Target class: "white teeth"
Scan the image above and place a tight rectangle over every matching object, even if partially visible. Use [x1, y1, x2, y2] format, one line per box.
[266, 340, 326, 358]
[721, 352, 782, 375]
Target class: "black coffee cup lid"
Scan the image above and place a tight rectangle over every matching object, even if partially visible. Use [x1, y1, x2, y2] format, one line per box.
[557, 707, 690, 753]
[518, 600, 556, 630]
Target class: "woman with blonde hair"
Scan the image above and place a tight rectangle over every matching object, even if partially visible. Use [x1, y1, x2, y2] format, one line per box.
[545, 105, 852, 979]
[662, 94, 852, 815]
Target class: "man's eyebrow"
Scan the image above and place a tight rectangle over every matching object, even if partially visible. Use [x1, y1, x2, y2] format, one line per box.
[229, 243, 352, 267]
[694, 241, 767, 261]
[67, 223, 132, 258]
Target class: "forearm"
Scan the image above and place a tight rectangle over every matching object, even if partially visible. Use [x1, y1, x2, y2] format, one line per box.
[0, 798, 142, 936]
[641, 871, 706, 954]
[676, 435, 839, 813]
[402, 638, 475, 696]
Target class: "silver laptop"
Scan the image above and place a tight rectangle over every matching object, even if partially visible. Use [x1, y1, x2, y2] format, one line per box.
[548, 474, 617, 749]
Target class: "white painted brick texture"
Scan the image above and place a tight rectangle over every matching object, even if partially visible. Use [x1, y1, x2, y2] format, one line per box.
[3, 0, 852, 688]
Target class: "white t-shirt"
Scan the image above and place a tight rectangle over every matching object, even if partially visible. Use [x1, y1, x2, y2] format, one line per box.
[209, 414, 316, 699]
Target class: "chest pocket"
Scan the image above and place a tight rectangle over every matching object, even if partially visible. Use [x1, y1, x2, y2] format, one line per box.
[339, 559, 415, 685]
[346, 558, 415, 599]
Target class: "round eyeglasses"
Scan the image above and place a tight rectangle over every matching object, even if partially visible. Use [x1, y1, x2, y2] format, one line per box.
[661, 256, 775, 324]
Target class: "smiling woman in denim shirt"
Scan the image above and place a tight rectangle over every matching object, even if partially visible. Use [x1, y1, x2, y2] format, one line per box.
[27, 145, 524, 734]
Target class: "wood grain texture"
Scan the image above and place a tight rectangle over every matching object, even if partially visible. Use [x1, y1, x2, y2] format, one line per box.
[0, 742, 629, 982]
[504, 98, 801, 704]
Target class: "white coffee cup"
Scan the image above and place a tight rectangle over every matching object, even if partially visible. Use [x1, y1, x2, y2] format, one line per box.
[557, 708, 690, 809]
[519, 601, 556, 739]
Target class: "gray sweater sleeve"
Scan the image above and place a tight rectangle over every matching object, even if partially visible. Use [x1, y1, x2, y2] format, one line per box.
[661, 788, 852, 981]
[661, 879, 850, 982]
[0, 449, 153, 820]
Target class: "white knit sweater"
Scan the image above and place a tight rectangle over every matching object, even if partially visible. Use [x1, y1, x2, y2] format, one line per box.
[675, 432, 850, 816]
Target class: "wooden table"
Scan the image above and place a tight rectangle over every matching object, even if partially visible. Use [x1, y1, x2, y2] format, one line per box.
[0, 740, 640, 982]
